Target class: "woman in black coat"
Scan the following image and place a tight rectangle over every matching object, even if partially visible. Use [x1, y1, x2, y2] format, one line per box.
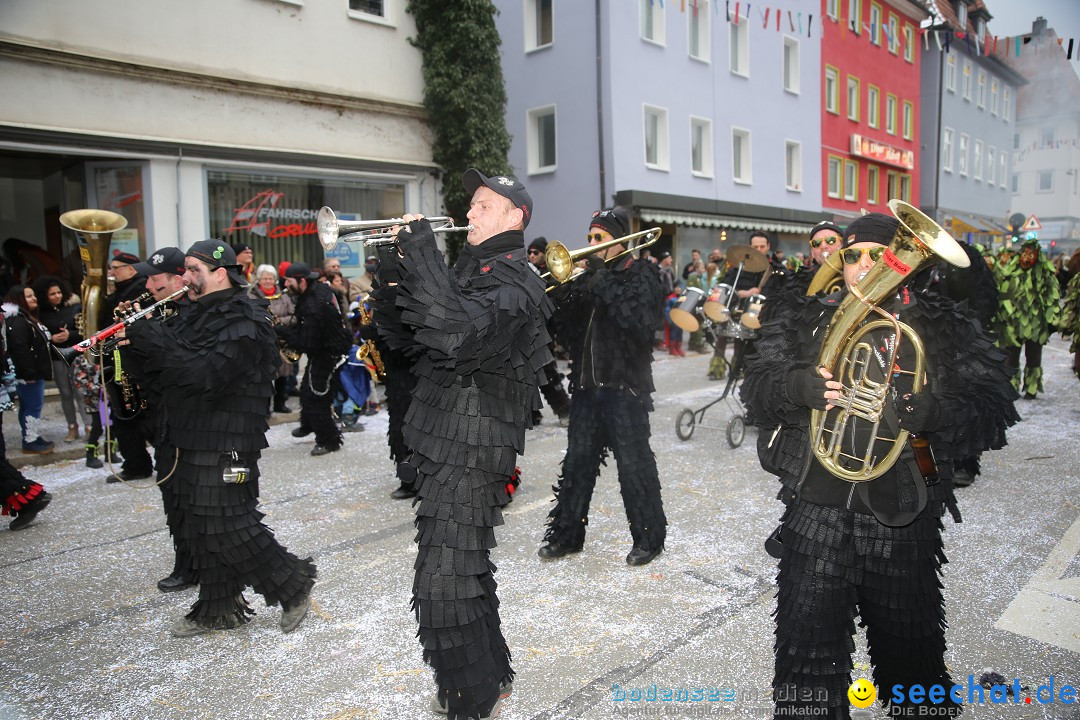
[3, 285, 54, 454]
[33, 276, 87, 443]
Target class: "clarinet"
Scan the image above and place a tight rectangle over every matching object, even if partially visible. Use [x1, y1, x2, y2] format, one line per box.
[73, 287, 189, 353]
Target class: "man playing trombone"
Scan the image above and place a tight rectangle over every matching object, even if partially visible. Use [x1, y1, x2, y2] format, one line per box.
[538, 207, 667, 567]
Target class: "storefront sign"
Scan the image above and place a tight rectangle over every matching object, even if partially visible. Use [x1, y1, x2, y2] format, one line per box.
[224, 189, 319, 239]
[850, 134, 915, 170]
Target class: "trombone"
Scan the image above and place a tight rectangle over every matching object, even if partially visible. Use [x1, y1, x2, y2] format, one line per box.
[317, 206, 472, 251]
[542, 227, 662, 291]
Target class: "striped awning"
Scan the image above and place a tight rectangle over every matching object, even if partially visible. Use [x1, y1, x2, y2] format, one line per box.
[639, 208, 817, 235]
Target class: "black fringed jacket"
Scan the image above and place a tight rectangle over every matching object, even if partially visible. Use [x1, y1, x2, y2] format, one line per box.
[380, 225, 553, 477]
[125, 287, 279, 455]
[275, 281, 347, 359]
[740, 289, 1020, 520]
[552, 255, 664, 402]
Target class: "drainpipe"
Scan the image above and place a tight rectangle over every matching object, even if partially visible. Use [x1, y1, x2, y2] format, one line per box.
[595, 0, 607, 207]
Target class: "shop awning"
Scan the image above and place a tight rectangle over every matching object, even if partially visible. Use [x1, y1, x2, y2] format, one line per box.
[639, 208, 816, 234]
[949, 214, 1007, 235]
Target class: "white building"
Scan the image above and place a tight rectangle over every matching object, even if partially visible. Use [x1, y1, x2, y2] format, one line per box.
[0, 0, 436, 276]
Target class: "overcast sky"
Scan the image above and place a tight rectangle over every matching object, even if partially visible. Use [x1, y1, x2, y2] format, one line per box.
[983, 0, 1080, 39]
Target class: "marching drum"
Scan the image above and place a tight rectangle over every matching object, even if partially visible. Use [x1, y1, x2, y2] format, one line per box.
[717, 319, 758, 341]
[740, 293, 767, 329]
[703, 283, 734, 323]
[669, 286, 705, 332]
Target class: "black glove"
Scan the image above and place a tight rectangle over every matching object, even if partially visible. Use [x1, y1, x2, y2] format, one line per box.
[393, 217, 436, 249]
[785, 367, 830, 410]
[375, 243, 402, 284]
[586, 253, 606, 273]
[895, 391, 941, 433]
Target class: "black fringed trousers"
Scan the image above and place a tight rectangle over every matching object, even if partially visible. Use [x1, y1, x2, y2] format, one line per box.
[300, 357, 342, 450]
[544, 387, 666, 552]
[773, 499, 960, 719]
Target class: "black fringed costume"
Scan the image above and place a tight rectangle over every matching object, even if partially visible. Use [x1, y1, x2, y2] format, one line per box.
[126, 287, 315, 629]
[276, 281, 348, 451]
[103, 274, 155, 477]
[380, 221, 552, 720]
[741, 290, 1019, 720]
[543, 255, 667, 554]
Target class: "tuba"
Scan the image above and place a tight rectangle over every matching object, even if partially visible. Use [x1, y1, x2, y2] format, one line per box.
[809, 200, 969, 483]
[59, 209, 128, 342]
[806, 250, 844, 295]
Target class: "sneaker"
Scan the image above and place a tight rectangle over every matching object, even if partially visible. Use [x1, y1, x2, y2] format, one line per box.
[280, 592, 311, 633]
[21, 438, 54, 455]
[170, 617, 213, 638]
[340, 423, 365, 433]
[9, 491, 52, 531]
[291, 426, 313, 438]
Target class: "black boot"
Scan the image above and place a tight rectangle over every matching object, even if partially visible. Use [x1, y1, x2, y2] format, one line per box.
[85, 444, 104, 469]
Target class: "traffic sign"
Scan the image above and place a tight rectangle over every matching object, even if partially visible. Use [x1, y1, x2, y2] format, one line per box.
[1021, 215, 1043, 232]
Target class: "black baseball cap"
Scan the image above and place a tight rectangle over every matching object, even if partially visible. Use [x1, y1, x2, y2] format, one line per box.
[133, 247, 186, 276]
[186, 239, 248, 287]
[284, 261, 320, 281]
[462, 169, 533, 228]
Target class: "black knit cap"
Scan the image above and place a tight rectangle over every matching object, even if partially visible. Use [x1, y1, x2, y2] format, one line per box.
[589, 208, 629, 239]
[186, 239, 248, 287]
[528, 236, 548, 253]
[842, 213, 898, 249]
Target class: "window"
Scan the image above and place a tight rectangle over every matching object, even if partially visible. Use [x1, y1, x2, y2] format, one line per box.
[869, 3, 882, 45]
[977, 71, 986, 109]
[886, 171, 899, 200]
[888, 14, 899, 54]
[691, 116, 713, 177]
[958, 133, 969, 176]
[1000, 153, 1007, 187]
[828, 156, 842, 198]
[527, 105, 557, 174]
[783, 37, 800, 94]
[827, 0, 839, 20]
[990, 79, 999, 116]
[688, 0, 710, 61]
[973, 139, 983, 180]
[348, 0, 389, 22]
[945, 55, 956, 93]
[962, 60, 972, 100]
[942, 128, 954, 172]
[902, 101, 913, 140]
[867, 165, 880, 204]
[1011, 172, 1019, 194]
[976, 18, 986, 38]
[844, 160, 858, 201]
[643, 105, 670, 170]
[525, 0, 553, 51]
[987, 147, 996, 185]
[1040, 127, 1054, 147]
[1003, 88, 1010, 120]
[640, 0, 665, 44]
[956, 1, 968, 28]
[729, 16, 749, 75]
[1037, 170, 1054, 192]
[1013, 132, 1020, 150]
[847, 76, 860, 121]
[785, 140, 802, 191]
[885, 93, 897, 135]
[825, 66, 840, 113]
[904, 24, 914, 62]
[867, 85, 880, 128]
[848, 0, 862, 35]
[732, 127, 752, 183]
[900, 174, 911, 202]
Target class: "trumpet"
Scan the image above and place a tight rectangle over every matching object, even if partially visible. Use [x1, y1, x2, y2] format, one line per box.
[74, 287, 189, 354]
[317, 207, 472, 251]
[542, 227, 662, 291]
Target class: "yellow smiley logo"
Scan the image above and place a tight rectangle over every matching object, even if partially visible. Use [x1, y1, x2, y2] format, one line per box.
[848, 678, 877, 709]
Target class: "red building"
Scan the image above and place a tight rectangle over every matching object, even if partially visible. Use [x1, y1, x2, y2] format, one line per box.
[820, 0, 929, 221]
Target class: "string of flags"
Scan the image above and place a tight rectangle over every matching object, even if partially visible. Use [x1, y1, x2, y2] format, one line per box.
[646, 0, 1079, 61]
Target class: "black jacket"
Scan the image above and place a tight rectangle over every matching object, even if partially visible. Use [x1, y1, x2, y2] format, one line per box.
[37, 302, 83, 350]
[125, 287, 279, 455]
[3, 309, 52, 382]
[741, 290, 1019, 522]
[276, 281, 349, 360]
[552, 255, 663, 400]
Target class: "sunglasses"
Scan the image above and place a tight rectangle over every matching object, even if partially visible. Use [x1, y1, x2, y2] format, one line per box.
[587, 233, 607, 243]
[841, 247, 887, 265]
[810, 235, 840, 248]
[527, 249, 542, 255]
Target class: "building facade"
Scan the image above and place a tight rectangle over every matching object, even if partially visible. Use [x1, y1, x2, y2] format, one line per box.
[1004, 17, 1080, 256]
[494, 0, 828, 269]
[820, 0, 928, 222]
[918, 0, 1024, 248]
[0, 0, 437, 278]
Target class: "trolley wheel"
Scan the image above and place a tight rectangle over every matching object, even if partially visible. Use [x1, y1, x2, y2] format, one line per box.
[675, 408, 696, 441]
[726, 415, 746, 448]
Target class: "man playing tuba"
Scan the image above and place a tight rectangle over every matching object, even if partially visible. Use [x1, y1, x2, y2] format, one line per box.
[741, 212, 1020, 719]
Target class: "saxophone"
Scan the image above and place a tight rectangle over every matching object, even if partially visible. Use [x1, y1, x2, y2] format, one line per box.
[105, 291, 152, 420]
[354, 294, 385, 380]
[809, 200, 969, 483]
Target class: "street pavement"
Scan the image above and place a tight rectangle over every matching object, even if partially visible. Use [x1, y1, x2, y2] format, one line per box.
[1, 337, 1077, 720]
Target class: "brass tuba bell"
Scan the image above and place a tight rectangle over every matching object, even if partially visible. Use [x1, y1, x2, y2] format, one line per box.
[809, 200, 969, 483]
[59, 209, 128, 343]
